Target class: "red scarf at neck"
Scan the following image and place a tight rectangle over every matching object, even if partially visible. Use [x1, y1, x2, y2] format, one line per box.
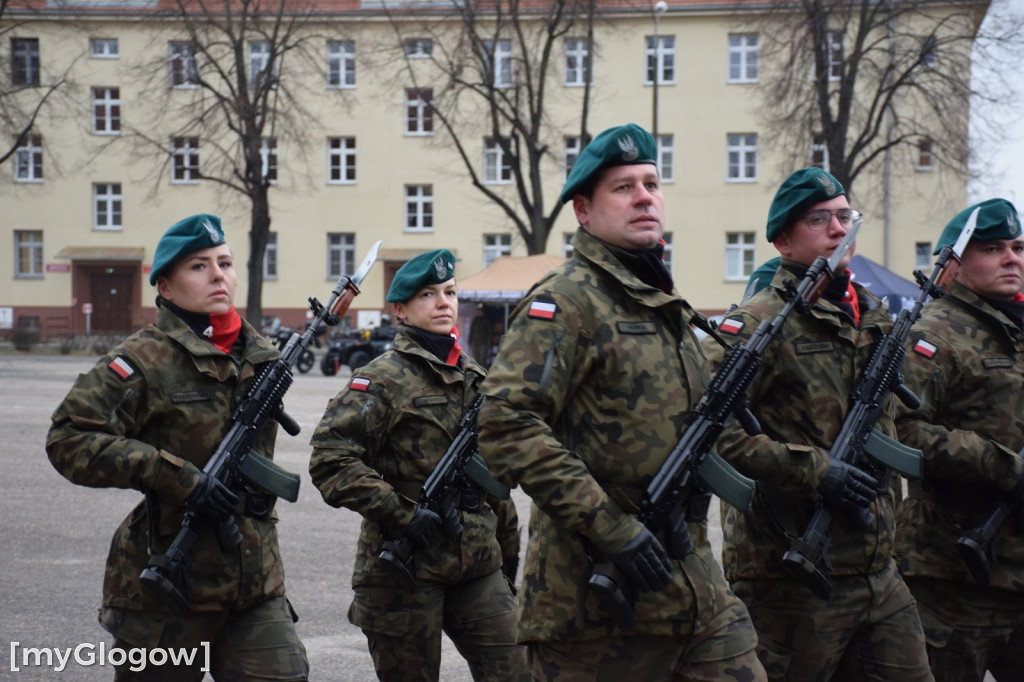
[208, 307, 242, 354]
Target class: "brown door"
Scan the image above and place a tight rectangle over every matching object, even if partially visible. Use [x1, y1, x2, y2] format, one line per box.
[89, 272, 133, 333]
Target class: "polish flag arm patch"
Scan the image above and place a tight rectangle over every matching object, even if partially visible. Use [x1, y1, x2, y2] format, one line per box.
[912, 339, 937, 359]
[528, 300, 557, 320]
[718, 318, 744, 335]
[108, 356, 136, 380]
[350, 377, 371, 392]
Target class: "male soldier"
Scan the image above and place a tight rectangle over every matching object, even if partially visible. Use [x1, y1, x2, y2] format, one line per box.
[703, 168, 932, 681]
[895, 198, 1024, 682]
[477, 123, 766, 681]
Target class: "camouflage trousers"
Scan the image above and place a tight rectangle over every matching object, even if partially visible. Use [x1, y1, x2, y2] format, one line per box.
[100, 596, 308, 681]
[905, 576, 1024, 682]
[349, 568, 529, 682]
[732, 561, 932, 681]
[524, 592, 766, 682]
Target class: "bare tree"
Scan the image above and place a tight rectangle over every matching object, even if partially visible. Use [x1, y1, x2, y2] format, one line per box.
[129, 0, 332, 326]
[749, 0, 1023, 199]
[384, 0, 597, 255]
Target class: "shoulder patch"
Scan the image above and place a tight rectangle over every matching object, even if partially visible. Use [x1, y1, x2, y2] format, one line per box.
[528, 300, 557, 320]
[108, 356, 136, 380]
[718, 318, 744, 335]
[912, 339, 937, 359]
[350, 377, 371, 392]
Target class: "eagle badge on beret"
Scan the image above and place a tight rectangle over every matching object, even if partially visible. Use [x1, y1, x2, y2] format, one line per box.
[617, 135, 640, 162]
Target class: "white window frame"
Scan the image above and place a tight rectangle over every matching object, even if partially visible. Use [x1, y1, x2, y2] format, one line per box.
[728, 33, 758, 83]
[564, 136, 581, 180]
[249, 41, 276, 88]
[483, 234, 511, 268]
[725, 232, 756, 281]
[94, 183, 122, 230]
[14, 230, 43, 278]
[327, 40, 355, 88]
[915, 242, 932, 269]
[405, 88, 433, 136]
[483, 137, 512, 184]
[261, 137, 277, 183]
[264, 232, 278, 280]
[826, 30, 843, 81]
[564, 37, 591, 86]
[328, 137, 356, 184]
[12, 38, 40, 86]
[645, 35, 675, 85]
[811, 133, 829, 170]
[92, 87, 121, 135]
[726, 133, 758, 182]
[90, 38, 119, 58]
[662, 231, 674, 272]
[405, 185, 433, 232]
[170, 41, 198, 88]
[656, 134, 674, 183]
[327, 232, 356, 279]
[916, 138, 934, 171]
[171, 137, 200, 184]
[484, 39, 513, 88]
[14, 134, 43, 182]
[404, 38, 433, 58]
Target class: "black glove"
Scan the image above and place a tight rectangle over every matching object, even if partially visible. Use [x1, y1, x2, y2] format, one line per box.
[186, 472, 239, 523]
[817, 459, 878, 512]
[501, 555, 519, 583]
[404, 505, 442, 548]
[439, 497, 464, 539]
[608, 526, 673, 594]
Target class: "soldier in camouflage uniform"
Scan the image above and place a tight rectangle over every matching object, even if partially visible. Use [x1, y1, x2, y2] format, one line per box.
[703, 168, 932, 681]
[477, 123, 766, 681]
[895, 198, 1024, 682]
[46, 214, 309, 681]
[309, 249, 528, 682]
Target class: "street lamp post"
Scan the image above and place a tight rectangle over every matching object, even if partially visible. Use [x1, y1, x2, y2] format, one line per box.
[652, 1, 668, 142]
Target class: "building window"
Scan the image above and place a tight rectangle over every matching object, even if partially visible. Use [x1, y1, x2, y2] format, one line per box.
[170, 41, 198, 87]
[921, 35, 938, 68]
[565, 37, 591, 86]
[94, 183, 122, 230]
[811, 133, 829, 170]
[261, 137, 277, 183]
[90, 38, 119, 58]
[728, 33, 758, 83]
[726, 133, 758, 182]
[14, 230, 43, 278]
[249, 41, 276, 88]
[328, 137, 356, 183]
[565, 136, 581, 179]
[825, 31, 843, 81]
[92, 87, 121, 134]
[915, 242, 932, 269]
[404, 38, 432, 58]
[563, 232, 575, 258]
[327, 40, 355, 88]
[14, 134, 43, 182]
[405, 88, 433, 135]
[327, 232, 355, 279]
[662, 232, 674, 272]
[172, 137, 199, 183]
[264, 232, 278, 280]
[484, 39, 512, 87]
[917, 137, 933, 170]
[405, 185, 433, 232]
[656, 134, 674, 183]
[645, 35, 675, 85]
[483, 137, 512, 184]
[483, 234, 511, 268]
[11, 38, 40, 86]
[726, 232, 756, 280]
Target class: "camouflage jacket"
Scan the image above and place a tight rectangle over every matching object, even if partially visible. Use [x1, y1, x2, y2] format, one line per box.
[46, 307, 286, 613]
[478, 228, 729, 641]
[895, 280, 1024, 590]
[704, 261, 899, 581]
[309, 325, 518, 588]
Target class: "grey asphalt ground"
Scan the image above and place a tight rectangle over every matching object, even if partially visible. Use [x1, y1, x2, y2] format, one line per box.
[0, 350, 725, 680]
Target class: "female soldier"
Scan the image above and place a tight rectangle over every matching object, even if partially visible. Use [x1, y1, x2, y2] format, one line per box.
[309, 249, 527, 681]
[46, 214, 308, 681]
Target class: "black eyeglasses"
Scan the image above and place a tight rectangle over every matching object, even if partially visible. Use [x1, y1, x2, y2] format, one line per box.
[800, 208, 861, 231]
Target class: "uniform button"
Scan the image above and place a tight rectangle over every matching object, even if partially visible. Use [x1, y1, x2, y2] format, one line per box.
[244, 548, 252, 557]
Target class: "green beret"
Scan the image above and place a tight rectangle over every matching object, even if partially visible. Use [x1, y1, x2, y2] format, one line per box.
[934, 198, 1022, 254]
[386, 248, 456, 303]
[766, 168, 845, 242]
[742, 256, 781, 302]
[559, 123, 657, 204]
[150, 213, 226, 285]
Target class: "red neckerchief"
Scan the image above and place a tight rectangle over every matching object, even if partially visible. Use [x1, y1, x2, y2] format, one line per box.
[842, 273, 860, 326]
[446, 325, 461, 366]
[209, 306, 242, 354]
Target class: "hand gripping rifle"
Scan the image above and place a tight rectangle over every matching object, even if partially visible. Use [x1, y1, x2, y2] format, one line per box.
[140, 241, 382, 615]
[586, 222, 861, 629]
[378, 395, 510, 592]
[781, 208, 981, 599]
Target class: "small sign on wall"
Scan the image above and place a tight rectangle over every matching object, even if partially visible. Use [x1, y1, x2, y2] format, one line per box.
[46, 263, 70, 273]
[0, 308, 12, 330]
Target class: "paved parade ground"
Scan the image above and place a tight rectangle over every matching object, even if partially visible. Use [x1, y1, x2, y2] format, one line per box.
[0, 349, 724, 680]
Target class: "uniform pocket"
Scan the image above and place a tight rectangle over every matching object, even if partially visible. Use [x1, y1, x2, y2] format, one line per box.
[347, 596, 411, 636]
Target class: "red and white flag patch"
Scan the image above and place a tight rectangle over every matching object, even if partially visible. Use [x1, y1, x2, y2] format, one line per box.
[719, 318, 744, 335]
[528, 301, 557, 320]
[913, 339, 937, 359]
[350, 377, 371, 392]
[108, 356, 135, 380]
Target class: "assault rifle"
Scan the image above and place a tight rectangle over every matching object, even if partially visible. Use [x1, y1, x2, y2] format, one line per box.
[957, 480, 1022, 587]
[140, 241, 382, 615]
[586, 221, 860, 629]
[781, 208, 981, 599]
[379, 395, 510, 592]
